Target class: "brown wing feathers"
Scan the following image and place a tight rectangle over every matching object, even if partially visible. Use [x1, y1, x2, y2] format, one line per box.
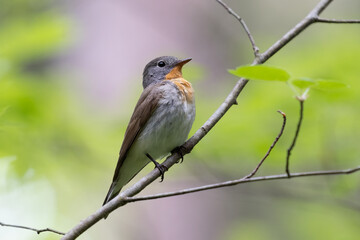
[112, 83, 163, 182]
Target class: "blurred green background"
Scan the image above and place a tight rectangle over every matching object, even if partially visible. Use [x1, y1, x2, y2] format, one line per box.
[0, 0, 359, 239]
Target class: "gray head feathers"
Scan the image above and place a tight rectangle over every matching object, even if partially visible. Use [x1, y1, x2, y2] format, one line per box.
[142, 56, 190, 89]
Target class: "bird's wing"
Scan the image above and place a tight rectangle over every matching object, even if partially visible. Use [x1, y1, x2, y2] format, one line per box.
[103, 83, 164, 207]
[112, 83, 163, 182]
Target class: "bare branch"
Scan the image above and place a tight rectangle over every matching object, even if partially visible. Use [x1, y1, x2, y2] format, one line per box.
[124, 166, 360, 203]
[259, 0, 333, 61]
[216, 0, 260, 58]
[244, 110, 287, 179]
[0, 221, 65, 236]
[61, 0, 359, 238]
[316, 18, 360, 23]
[286, 100, 304, 177]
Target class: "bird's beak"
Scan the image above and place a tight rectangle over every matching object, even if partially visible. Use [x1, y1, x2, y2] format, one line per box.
[175, 58, 192, 68]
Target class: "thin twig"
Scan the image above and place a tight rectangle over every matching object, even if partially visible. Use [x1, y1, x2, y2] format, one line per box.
[0, 221, 65, 236]
[216, 0, 260, 58]
[124, 166, 360, 202]
[316, 18, 360, 23]
[286, 99, 304, 177]
[244, 110, 287, 179]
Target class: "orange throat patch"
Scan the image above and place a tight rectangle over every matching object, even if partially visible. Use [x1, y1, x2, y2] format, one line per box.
[165, 65, 183, 80]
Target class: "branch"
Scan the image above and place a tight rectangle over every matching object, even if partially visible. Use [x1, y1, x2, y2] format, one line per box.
[124, 166, 360, 202]
[286, 99, 304, 177]
[0, 221, 65, 236]
[216, 0, 259, 57]
[316, 18, 360, 23]
[258, 0, 332, 61]
[61, 0, 359, 238]
[244, 110, 287, 179]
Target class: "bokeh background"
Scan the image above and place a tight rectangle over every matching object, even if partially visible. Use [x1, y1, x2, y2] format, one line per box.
[0, 0, 359, 239]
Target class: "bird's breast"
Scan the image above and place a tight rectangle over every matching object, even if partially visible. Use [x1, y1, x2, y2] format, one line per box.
[167, 78, 194, 104]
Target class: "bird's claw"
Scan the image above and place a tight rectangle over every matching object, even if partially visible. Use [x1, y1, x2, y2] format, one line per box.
[171, 146, 185, 163]
[146, 153, 168, 182]
[155, 164, 168, 182]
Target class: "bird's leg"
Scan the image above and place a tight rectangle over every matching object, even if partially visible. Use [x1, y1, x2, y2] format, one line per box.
[171, 145, 186, 163]
[145, 153, 168, 182]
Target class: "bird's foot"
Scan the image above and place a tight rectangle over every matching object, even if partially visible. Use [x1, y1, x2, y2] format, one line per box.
[171, 145, 186, 163]
[146, 153, 168, 182]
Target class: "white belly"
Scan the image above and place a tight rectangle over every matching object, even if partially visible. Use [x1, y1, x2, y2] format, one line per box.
[138, 98, 195, 158]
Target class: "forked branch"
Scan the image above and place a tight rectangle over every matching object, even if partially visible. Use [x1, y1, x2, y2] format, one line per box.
[35, 0, 359, 239]
[124, 166, 360, 202]
[0, 221, 65, 236]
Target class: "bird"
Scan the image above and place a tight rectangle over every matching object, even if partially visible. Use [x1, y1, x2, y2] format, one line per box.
[103, 56, 195, 206]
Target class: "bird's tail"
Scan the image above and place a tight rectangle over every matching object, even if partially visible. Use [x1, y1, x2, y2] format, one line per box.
[103, 182, 122, 206]
[102, 182, 122, 219]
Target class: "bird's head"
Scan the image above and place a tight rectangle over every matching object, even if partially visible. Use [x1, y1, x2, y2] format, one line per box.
[142, 56, 191, 89]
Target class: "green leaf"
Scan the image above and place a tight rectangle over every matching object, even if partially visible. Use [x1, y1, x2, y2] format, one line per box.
[291, 78, 316, 89]
[228, 65, 291, 82]
[290, 78, 348, 92]
[313, 79, 348, 90]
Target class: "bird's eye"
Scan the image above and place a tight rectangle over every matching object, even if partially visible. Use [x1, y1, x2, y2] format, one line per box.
[157, 61, 166, 67]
